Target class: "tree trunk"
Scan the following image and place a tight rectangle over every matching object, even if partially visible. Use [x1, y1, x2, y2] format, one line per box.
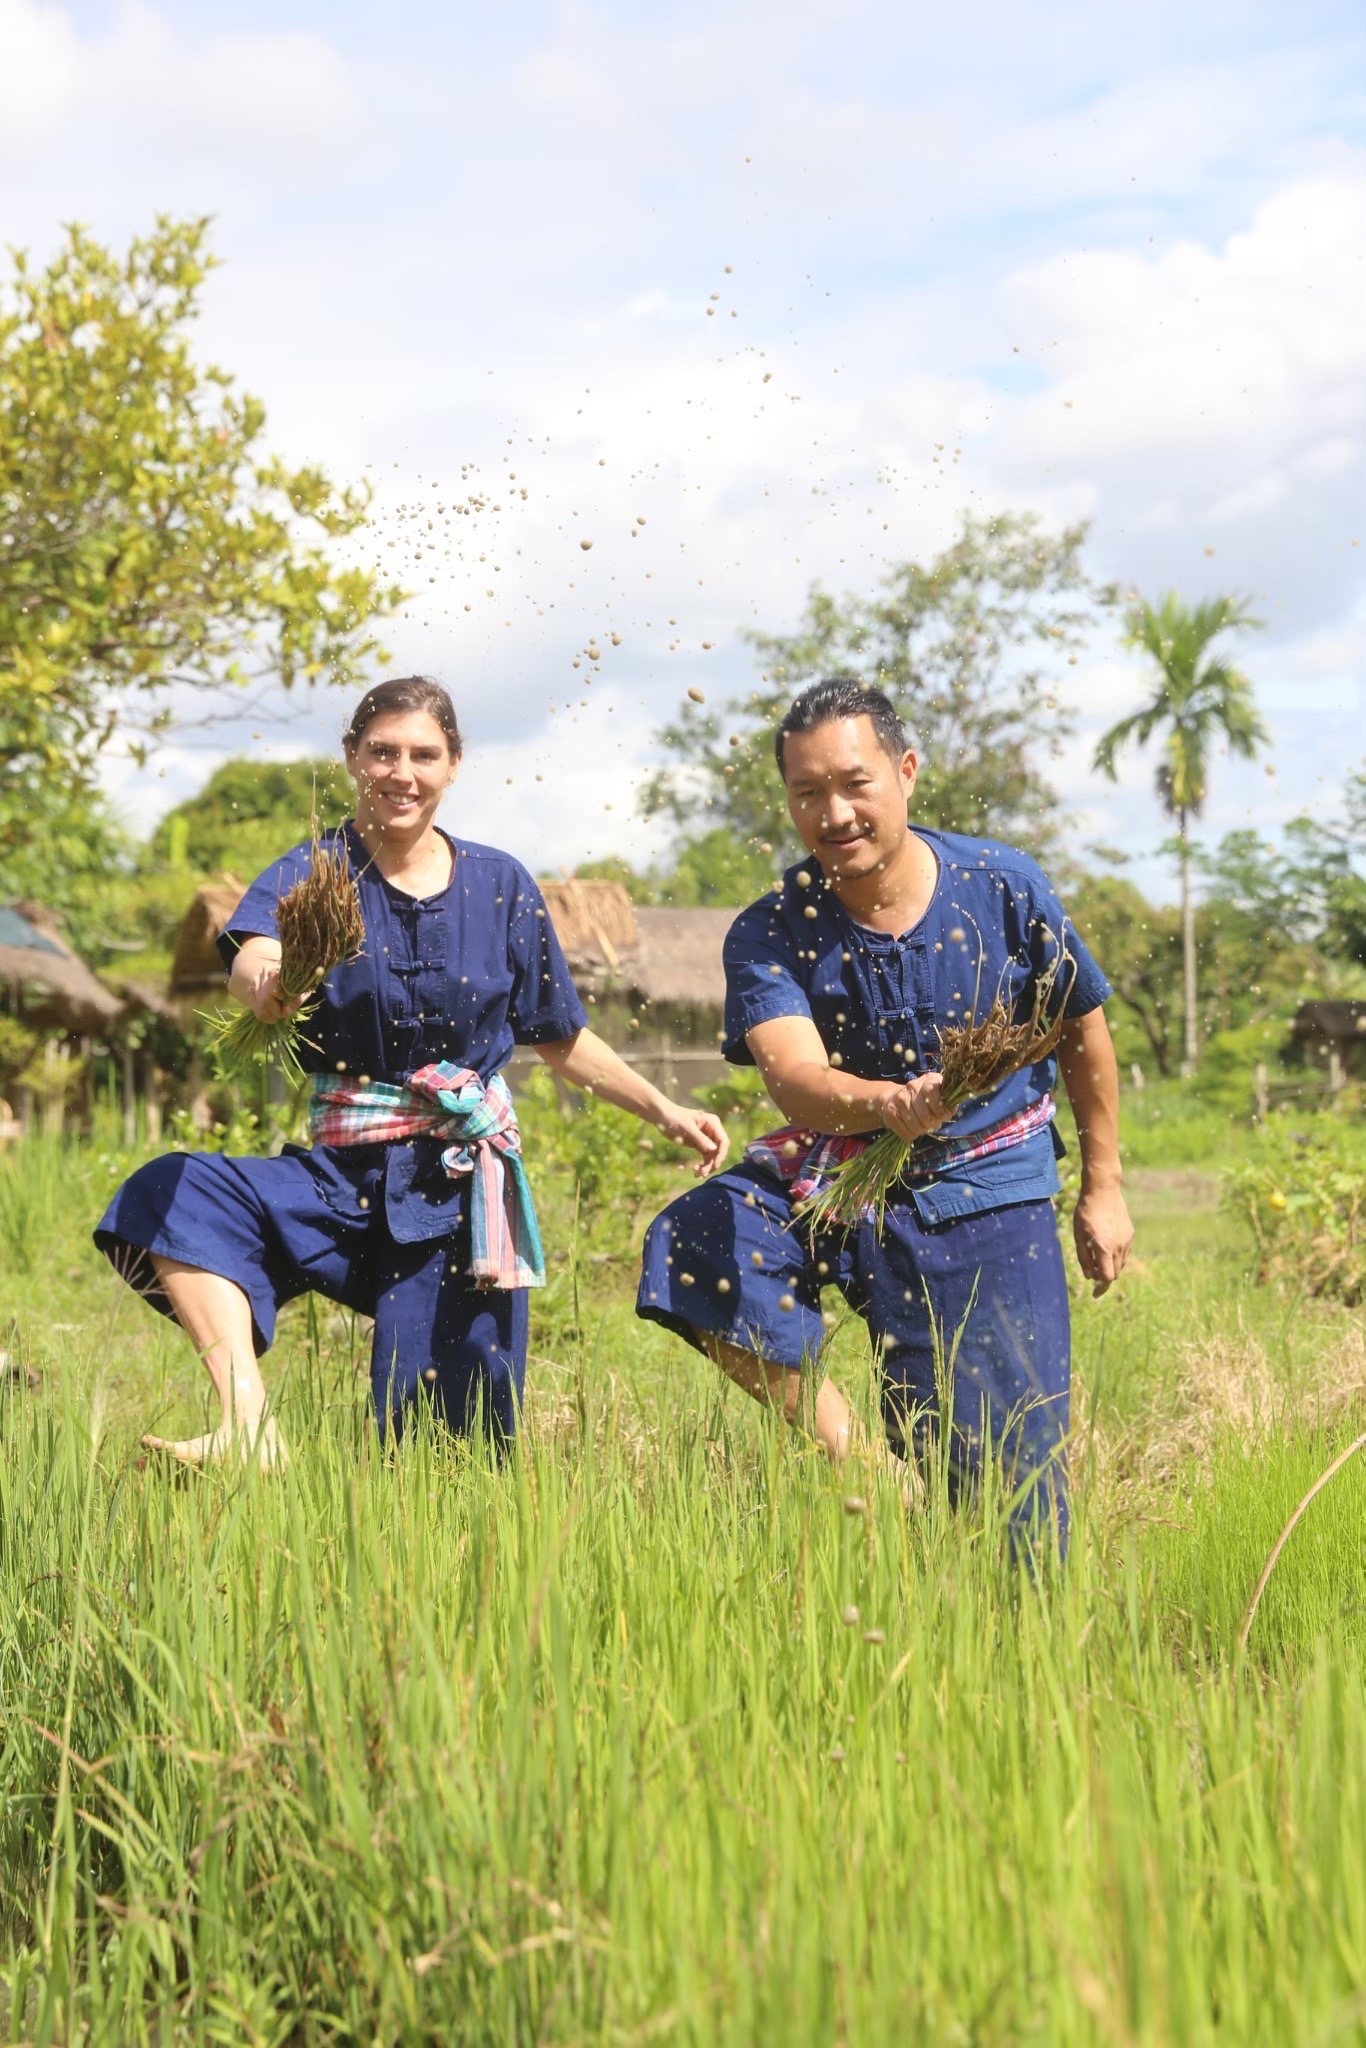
[1180, 811, 1198, 1074]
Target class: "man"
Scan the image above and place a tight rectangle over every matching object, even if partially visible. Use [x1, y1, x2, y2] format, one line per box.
[636, 677, 1132, 1550]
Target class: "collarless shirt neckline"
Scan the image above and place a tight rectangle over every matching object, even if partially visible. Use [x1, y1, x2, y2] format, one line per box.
[826, 833, 943, 947]
[347, 822, 458, 907]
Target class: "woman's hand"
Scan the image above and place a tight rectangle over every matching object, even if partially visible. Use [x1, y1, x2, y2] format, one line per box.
[876, 1072, 947, 1144]
[654, 1102, 730, 1178]
[228, 938, 308, 1026]
[251, 978, 309, 1027]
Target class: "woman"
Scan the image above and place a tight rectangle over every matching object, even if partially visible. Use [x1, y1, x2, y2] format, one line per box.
[96, 676, 728, 1467]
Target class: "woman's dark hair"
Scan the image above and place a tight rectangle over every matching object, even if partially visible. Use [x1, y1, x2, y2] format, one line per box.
[343, 676, 463, 756]
[774, 676, 906, 775]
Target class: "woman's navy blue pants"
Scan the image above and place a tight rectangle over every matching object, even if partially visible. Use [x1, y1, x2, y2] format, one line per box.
[95, 1146, 527, 1442]
[638, 1165, 1071, 1551]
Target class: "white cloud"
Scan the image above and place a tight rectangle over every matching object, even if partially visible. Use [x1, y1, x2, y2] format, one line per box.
[0, 0, 357, 175]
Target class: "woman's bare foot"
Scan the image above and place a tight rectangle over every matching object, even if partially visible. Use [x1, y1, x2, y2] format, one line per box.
[140, 1417, 289, 1471]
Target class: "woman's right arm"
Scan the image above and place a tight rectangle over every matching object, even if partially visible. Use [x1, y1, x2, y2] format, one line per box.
[227, 936, 306, 1024]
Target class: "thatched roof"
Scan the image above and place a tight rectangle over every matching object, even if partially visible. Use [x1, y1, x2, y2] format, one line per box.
[539, 889, 735, 1013]
[0, 903, 125, 1032]
[169, 876, 246, 996]
[538, 880, 638, 967]
[626, 909, 732, 1010]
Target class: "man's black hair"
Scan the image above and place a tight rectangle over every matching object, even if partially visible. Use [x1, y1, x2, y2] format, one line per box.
[774, 676, 907, 775]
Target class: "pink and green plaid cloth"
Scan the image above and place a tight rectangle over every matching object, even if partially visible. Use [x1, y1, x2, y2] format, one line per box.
[744, 1092, 1056, 1209]
[308, 1063, 544, 1290]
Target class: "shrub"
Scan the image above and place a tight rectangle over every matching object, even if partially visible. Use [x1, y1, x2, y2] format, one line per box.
[1224, 1127, 1365, 1305]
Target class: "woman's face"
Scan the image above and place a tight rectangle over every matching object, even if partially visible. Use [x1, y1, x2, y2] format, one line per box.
[345, 709, 459, 841]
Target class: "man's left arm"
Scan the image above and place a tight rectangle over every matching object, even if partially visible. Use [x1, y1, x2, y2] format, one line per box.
[1056, 1009, 1134, 1297]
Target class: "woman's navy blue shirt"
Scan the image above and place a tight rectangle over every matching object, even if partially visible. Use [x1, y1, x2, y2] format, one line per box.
[217, 824, 587, 1243]
[721, 828, 1111, 1224]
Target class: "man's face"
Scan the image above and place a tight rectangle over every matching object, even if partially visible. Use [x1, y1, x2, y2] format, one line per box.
[780, 715, 917, 883]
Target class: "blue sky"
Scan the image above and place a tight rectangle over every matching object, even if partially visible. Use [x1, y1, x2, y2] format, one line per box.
[2, 0, 1363, 897]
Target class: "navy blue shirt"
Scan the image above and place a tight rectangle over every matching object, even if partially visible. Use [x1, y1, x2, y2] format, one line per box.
[722, 828, 1111, 1223]
[217, 825, 587, 1242]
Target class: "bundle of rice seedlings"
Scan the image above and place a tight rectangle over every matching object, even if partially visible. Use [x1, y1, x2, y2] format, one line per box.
[798, 931, 1075, 1235]
[208, 825, 365, 1084]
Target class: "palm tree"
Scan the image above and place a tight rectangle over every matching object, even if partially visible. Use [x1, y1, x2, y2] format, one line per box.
[1093, 593, 1266, 1073]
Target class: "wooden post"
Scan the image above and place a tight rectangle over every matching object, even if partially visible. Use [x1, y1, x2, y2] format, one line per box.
[1254, 1061, 1269, 1123]
[43, 1040, 67, 1139]
[142, 1053, 162, 1143]
[122, 1039, 136, 1148]
[1329, 1046, 1345, 1095]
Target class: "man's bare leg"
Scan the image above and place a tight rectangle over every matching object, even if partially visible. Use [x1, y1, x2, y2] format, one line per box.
[702, 1335, 856, 1462]
[140, 1257, 287, 1470]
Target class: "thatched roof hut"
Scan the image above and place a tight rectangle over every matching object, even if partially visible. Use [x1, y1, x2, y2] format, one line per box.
[0, 903, 124, 1033]
[626, 910, 731, 1011]
[169, 876, 246, 997]
[538, 887, 733, 1020]
[537, 880, 639, 971]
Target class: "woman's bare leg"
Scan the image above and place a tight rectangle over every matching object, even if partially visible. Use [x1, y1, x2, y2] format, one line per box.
[141, 1257, 287, 1470]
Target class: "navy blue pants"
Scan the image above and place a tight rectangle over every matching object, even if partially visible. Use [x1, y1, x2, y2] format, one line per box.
[95, 1148, 528, 1441]
[638, 1165, 1071, 1547]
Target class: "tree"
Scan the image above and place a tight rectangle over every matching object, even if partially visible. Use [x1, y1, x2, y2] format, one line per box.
[1092, 594, 1266, 1072]
[0, 216, 402, 865]
[570, 854, 657, 905]
[1067, 872, 1183, 1076]
[150, 756, 353, 880]
[642, 512, 1109, 870]
[1284, 765, 1366, 967]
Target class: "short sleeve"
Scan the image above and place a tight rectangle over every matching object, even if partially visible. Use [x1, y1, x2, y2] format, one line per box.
[1013, 861, 1111, 1020]
[721, 901, 813, 1065]
[216, 843, 313, 968]
[507, 870, 589, 1044]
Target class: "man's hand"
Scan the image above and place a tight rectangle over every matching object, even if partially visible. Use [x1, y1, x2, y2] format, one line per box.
[655, 1103, 730, 1178]
[877, 1072, 947, 1144]
[1073, 1183, 1133, 1297]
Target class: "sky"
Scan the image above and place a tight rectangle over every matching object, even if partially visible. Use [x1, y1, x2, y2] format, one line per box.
[2, 0, 1363, 900]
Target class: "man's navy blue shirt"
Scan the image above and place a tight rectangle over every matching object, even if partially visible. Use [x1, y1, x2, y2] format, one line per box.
[216, 824, 586, 1243]
[721, 827, 1111, 1224]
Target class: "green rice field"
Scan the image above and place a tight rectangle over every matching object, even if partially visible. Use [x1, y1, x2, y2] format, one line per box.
[1, 1108, 1364, 2045]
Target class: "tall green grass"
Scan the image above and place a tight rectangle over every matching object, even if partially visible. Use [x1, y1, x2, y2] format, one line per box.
[2, 1349, 1365, 2045]
[2, 1124, 1365, 2043]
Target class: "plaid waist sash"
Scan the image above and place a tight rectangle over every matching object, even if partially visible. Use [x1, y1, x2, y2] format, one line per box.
[744, 1092, 1056, 1210]
[308, 1063, 544, 1290]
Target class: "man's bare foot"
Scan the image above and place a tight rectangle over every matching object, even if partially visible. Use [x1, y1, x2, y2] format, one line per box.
[140, 1417, 289, 1472]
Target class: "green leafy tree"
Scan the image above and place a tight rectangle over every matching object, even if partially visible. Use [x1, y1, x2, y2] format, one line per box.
[570, 854, 657, 905]
[643, 512, 1107, 869]
[151, 756, 353, 880]
[654, 827, 774, 907]
[1284, 765, 1366, 967]
[1092, 594, 1266, 1072]
[0, 216, 403, 863]
[1067, 872, 1183, 1077]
